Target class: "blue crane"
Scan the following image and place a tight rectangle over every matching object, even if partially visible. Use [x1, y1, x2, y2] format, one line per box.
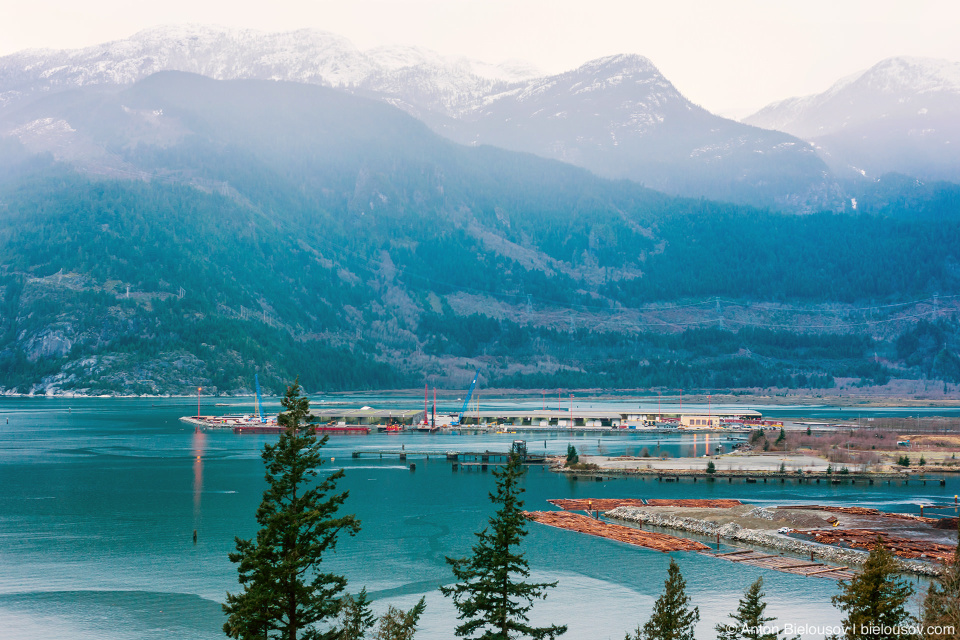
[456, 369, 481, 425]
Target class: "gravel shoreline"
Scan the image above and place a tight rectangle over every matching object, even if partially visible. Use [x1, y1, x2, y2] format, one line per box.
[605, 506, 943, 576]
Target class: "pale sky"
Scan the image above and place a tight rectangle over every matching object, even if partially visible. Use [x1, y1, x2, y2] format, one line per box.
[3, 0, 959, 116]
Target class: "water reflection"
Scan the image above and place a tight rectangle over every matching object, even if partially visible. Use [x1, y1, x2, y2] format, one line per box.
[192, 428, 206, 528]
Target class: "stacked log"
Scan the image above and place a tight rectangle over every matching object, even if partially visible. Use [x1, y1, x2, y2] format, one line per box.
[548, 498, 647, 511]
[934, 517, 958, 530]
[548, 498, 742, 511]
[525, 511, 709, 552]
[798, 528, 957, 563]
[645, 499, 742, 508]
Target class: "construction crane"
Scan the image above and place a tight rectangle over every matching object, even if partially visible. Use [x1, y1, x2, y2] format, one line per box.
[455, 369, 481, 426]
[254, 374, 266, 423]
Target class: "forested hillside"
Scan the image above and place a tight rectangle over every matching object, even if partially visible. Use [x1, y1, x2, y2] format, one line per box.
[0, 73, 958, 395]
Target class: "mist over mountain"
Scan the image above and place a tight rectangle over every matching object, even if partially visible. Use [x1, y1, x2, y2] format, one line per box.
[0, 25, 840, 211]
[1, 72, 959, 395]
[425, 54, 840, 210]
[746, 57, 960, 183]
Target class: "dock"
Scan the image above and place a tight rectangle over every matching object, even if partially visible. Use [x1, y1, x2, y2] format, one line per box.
[524, 511, 709, 552]
[560, 468, 949, 487]
[700, 549, 856, 580]
[233, 425, 370, 435]
[351, 449, 547, 463]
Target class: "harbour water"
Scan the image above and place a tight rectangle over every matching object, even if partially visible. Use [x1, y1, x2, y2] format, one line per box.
[0, 397, 956, 639]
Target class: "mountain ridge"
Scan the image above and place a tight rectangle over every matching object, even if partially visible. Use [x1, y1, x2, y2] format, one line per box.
[745, 56, 960, 182]
[0, 25, 840, 210]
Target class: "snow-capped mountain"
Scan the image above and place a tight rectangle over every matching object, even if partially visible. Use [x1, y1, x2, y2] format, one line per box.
[0, 25, 839, 209]
[427, 54, 840, 209]
[0, 25, 541, 117]
[745, 57, 960, 181]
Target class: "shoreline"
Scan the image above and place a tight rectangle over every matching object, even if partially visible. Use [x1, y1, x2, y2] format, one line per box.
[4, 389, 960, 408]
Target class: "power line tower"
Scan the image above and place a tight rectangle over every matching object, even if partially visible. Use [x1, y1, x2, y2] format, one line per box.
[716, 297, 724, 330]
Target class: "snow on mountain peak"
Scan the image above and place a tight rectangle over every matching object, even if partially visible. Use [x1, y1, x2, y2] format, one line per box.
[0, 24, 549, 116]
[858, 56, 960, 95]
[580, 53, 660, 76]
[745, 55, 960, 138]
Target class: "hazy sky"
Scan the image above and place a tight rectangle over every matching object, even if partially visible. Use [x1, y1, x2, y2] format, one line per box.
[4, 0, 960, 116]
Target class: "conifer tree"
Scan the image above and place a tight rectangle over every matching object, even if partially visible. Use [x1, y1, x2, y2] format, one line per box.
[921, 530, 960, 640]
[830, 540, 915, 640]
[626, 559, 699, 640]
[716, 577, 788, 640]
[224, 379, 361, 640]
[338, 589, 377, 640]
[372, 598, 427, 640]
[441, 453, 566, 640]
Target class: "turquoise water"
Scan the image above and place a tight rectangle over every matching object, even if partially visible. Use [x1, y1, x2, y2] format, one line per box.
[0, 397, 954, 639]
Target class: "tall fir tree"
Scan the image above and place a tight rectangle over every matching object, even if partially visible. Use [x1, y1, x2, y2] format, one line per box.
[921, 529, 960, 640]
[716, 577, 788, 640]
[441, 453, 566, 640]
[223, 379, 361, 640]
[626, 559, 699, 640]
[830, 540, 915, 640]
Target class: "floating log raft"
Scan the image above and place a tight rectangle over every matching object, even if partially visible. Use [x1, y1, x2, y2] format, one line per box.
[547, 498, 741, 512]
[645, 499, 742, 508]
[777, 505, 939, 524]
[525, 511, 708, 552]
[700, 549, 855, 581]
[796, 529, 957, 563]
[548, 499, 647, 511]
